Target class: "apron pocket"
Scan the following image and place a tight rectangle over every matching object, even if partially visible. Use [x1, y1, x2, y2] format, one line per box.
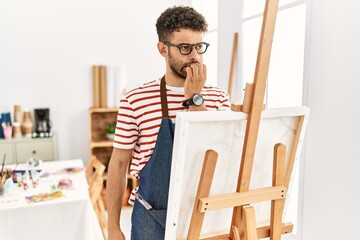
[149, 209, 167, 228]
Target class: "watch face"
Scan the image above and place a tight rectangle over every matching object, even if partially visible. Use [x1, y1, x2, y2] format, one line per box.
[193, 94, 204, 106]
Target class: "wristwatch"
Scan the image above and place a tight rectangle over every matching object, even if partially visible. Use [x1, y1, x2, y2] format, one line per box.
[182, 94, 204, 107]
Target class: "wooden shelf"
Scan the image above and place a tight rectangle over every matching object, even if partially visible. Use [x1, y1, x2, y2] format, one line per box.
[90, 140, 113, 148]
[89, 108, 118, 143]
[89, 107, 137, 208]
[89, 107, 118, 113]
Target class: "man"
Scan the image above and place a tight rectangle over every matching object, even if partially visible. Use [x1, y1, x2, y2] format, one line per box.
[107, 6, 230, 240]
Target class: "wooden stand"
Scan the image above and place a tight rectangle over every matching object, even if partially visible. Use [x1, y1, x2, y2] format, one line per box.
[186, 144, 290, 240]
[228, 32, 238, 100]
[185, 0, 297, 239]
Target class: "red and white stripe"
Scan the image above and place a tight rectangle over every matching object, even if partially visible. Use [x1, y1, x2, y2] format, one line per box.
[113, 78, 230, 204]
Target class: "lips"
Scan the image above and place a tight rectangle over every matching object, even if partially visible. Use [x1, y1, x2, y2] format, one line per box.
[181, 62, 198, 71]
[181, 65, 189, 72]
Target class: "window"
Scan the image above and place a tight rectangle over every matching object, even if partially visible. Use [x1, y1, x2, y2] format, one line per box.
[241, 2, 307, 235]
[242, 0, 306, 108]
[193, 0, 308, 236]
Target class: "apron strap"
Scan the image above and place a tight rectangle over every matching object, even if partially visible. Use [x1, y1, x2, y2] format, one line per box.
[160, 76, 169, 118]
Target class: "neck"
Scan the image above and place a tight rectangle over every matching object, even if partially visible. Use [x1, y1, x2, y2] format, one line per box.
[164, 72, 185, 87]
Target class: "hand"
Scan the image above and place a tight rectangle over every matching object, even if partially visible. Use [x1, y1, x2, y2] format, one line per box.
[108, 228, 126, 240]
[184, 63, 207, 99]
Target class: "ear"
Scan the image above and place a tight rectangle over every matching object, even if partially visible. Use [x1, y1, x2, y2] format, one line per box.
[157, 42, 167, 57]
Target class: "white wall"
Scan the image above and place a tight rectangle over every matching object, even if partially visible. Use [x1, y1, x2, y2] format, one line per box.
[0, 0, 186, 162]
[301, 0, 360, 239]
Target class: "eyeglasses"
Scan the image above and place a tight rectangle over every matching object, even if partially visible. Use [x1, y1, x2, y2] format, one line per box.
[163, 42, 210, 55]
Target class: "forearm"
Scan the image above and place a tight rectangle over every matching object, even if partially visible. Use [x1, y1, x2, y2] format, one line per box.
[106, 149, 132, 231]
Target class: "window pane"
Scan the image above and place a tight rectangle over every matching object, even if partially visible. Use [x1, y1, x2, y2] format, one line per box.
[242, 4, 306, 108]
[242, 0, 266, 18]
[243, 0, 304, 19]
[267, 4, 306, 108]
[242, 17, 262, 85]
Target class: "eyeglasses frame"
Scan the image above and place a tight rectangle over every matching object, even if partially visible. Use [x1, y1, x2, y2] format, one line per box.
[163, 41, 210, 55]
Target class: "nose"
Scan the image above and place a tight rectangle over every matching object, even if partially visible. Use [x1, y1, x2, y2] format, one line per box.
[188, 47, 201, 62]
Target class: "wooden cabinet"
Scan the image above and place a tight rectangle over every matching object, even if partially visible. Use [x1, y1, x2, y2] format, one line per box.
[0, 136, 57, 164]
[89, 108, 137, 206]
[0, 142, 14, 163]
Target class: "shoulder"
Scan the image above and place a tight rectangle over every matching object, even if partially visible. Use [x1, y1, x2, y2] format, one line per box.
[126, 80, 160, 95]
[119, 79, 162, 111]
[122, 80, 160, 100]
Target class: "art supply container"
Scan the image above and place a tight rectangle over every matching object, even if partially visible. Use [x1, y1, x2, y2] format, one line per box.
[22, 110, 33, 138]
[13, 122, 22, 138]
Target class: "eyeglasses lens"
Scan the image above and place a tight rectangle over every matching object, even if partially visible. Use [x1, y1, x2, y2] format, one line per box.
[179, 43, 208, 55]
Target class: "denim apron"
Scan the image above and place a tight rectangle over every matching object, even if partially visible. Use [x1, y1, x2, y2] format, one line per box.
[131, 77, 175, 240]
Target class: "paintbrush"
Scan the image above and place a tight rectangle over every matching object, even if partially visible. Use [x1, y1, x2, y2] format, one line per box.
[0, 154, 6, 184]
[13, 153, 19, 171]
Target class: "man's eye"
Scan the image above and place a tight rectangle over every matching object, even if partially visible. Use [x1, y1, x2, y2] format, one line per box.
[180, 45, 192, 52]
[195, 44, 203, 50]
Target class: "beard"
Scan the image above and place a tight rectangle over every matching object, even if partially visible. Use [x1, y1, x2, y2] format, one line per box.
[168, 51, 198, 79]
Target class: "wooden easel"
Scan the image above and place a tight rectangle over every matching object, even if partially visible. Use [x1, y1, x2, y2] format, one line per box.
[185, 0, 300, 239]
[227, 32, 238, 100]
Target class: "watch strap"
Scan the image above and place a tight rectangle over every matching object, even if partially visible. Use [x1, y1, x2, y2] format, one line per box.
[182, 98, 194, 107]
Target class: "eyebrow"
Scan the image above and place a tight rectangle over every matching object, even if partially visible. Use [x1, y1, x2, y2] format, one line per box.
[176, 42, 203, 45]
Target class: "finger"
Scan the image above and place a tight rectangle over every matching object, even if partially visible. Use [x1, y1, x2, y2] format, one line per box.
[190, 63, 199, 79]
[197, 63, 203, 78]
[185, 66, 192, 79]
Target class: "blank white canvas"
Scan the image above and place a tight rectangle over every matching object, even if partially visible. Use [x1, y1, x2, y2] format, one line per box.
[165, 107, 310, 239]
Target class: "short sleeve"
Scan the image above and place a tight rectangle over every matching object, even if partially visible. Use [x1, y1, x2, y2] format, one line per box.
[217, 90, 231, 111]
[113, 96, 139, 149]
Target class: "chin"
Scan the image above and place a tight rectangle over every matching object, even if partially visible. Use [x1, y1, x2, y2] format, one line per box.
[174, 71, 186, 79]
[180, 71, 187, 79]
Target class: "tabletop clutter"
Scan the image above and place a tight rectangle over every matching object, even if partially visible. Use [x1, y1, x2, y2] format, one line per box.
[0, 153, 81, 204]
[0, 158, 103, 240]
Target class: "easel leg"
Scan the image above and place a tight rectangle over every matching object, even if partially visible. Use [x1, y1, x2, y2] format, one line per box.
[230, 0, 280, 238]
[232, 226, 241, 240]
[270, 143, 286, 240]
[242, 205, 258, 240]
[187, 150, 218, 240]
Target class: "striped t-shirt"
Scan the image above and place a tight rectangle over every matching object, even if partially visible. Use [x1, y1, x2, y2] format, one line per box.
[113, 78, 230, 203]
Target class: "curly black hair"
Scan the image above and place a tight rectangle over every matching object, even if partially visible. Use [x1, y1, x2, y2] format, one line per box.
[156, 6, 208, 42]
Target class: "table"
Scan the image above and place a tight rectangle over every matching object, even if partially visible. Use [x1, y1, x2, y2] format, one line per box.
[0, 159, 103, 240]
